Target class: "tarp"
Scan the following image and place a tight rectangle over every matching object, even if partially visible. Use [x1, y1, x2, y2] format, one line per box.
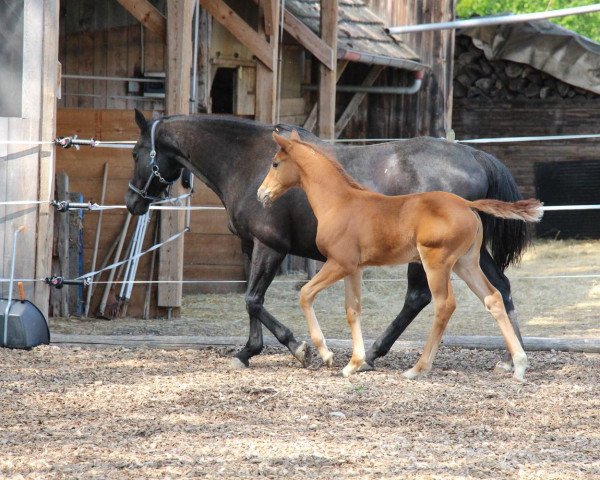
[460, 19, 600, 94]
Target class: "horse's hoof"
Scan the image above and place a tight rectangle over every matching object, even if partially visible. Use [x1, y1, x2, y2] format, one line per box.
[356, 362, 374, 373]
[512, 373, 526, 384]
[230, 357, 248, 370]
[322, 351, 334, 367]
[494, 360, 513, 374]
[341, 366, 354, 378]
[402, 367, 421, 380]
[293, 342, 310, 367]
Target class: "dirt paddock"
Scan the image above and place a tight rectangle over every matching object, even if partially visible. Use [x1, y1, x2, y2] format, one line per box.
[1, 344, 598, 479]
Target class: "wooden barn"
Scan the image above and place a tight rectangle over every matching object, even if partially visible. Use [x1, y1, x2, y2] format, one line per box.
[451, 20, 600, 239]
[4, 0, 452, 319]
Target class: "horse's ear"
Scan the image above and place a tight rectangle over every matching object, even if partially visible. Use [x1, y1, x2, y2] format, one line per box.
[272, 131, 292, 151]
[290, 129, 301, 141]
[134, 109, 148, 133]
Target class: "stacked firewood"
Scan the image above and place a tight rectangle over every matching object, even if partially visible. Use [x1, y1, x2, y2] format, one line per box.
[453, 35, 598, 100]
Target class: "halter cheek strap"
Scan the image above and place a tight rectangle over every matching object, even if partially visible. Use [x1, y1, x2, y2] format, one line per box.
[128, 120, 176, 202]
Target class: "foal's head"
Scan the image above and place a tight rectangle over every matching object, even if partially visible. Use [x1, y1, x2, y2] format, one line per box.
[257, 130, 304, 207]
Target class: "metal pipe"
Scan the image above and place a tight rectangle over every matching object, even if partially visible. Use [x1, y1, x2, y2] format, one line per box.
[386, 4, 600, 34]
[303, 71, 424, 95]
[62, 93, 163, 102]
[191, 0, 200, 113]
[62, 74, 164, 83]
[4, 226, 25, 345]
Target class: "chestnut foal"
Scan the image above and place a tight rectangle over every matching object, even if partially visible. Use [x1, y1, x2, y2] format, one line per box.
[257, 130, 543, 381]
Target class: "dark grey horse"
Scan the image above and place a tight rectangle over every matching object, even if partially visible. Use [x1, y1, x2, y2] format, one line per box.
[126, 110, 527, 371]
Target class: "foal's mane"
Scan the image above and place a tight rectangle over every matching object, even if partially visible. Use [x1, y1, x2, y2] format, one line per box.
[293, 138, 367, 191]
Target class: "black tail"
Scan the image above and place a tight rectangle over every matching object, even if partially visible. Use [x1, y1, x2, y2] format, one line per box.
[471, 148, 531, 271]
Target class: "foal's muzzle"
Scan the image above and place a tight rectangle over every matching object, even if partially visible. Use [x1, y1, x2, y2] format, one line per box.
[257, 187, 272, 208]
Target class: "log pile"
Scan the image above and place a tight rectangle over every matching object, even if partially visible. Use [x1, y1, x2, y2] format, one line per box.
[453, 35, 598, 101]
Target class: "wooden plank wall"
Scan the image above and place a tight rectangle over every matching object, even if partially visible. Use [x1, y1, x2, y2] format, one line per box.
[452, 99, 600, 198]
[55, 109, 245, 318]
[1, 0, 53, 307]
[58, 0, 165, 111]
[364, 0, 455, 138]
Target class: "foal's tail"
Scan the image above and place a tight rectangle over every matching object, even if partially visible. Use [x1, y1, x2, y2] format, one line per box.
[469, 199, 544, 223]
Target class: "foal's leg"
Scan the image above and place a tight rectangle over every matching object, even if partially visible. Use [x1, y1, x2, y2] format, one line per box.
[342, 269, 370, 377]
[404, 249, 457, 380]
[480, 248, 524, 372]
[299, 260, 350, 366]
[454, 253, 528, 382]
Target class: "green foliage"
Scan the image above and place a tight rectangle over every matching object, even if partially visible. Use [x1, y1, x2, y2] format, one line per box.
[456, 0, 600, 42]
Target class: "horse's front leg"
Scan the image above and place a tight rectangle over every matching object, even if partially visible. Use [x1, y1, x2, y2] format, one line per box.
[341, 268, 371, 377]
[233, 239, 309, 368]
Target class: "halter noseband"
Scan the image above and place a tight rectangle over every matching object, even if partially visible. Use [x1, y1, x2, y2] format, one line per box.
[128, 120, 176, 202]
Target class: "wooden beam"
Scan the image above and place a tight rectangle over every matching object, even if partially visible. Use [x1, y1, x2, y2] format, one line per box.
[34, 0, 60, 317]
[335, 65, 385, 137]
[250, 0, 334, 70]
[116, 0, 166, 42]
[303, 59, 348, 132]
[260, 0, 274, 36]
[318, 0, 338, 139]
[283, 9, 334, 70]
[49, 334, 600, 354]
[158, 0, 194, 309]
[255, 0, 279, 122]
[200, 0, 273, 70]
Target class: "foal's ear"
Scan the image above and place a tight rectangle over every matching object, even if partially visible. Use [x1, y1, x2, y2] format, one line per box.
[272, 131, 292, 151]
[134, 109, 148, 133]
[290, 129, 301, 141]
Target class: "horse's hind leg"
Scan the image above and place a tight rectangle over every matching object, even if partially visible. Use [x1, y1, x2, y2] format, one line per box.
[480, 248, 524, 372]
[300, 260, 350, 367]
[403, 248, 456, 380]
[454, 252, 527, 382]
[342, 269, 370, 377]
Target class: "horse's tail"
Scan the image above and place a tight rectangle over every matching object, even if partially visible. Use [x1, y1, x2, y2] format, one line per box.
[470, 149, 533, 271]
[469, 198, 544, 223]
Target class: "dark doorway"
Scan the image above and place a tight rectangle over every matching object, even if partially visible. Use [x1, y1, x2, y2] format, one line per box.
[535, 159, 600, 239]
[210, 68, 235, 114]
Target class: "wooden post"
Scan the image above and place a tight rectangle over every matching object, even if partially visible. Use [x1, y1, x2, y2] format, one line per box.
[318, 0, 338, 139]
[157, 0, 194, 311]
[34, 0, 60, 318]
[255, 0, 280, 123]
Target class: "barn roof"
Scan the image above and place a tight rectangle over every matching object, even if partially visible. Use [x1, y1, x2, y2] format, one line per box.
[461, 19, 600, 94]
[286, 0, 427, 71]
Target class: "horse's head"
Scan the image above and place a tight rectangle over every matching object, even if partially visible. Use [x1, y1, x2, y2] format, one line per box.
[257, 130, 303, 208]
[125, 109, 185, 215]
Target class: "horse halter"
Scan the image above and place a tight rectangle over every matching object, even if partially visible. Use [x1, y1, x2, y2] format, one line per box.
[128, 120, 175, 202]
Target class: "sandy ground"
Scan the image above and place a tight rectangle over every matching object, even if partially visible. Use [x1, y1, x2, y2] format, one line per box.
[1, 345, 598, 479]
[50, 239, 600, 342]
[0, 346, 600, 480]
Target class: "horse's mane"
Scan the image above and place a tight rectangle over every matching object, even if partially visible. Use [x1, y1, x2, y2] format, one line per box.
[293, 138, 367, 191]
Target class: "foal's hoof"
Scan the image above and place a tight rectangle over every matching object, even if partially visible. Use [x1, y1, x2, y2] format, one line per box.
[293, 342, 310, 368]
[402, 367, 423, 380]
[322, 351, 334, 367]
[230, 357, 248, 370]
[341, 365, 354, 378]
[493, 360, 513, 374]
